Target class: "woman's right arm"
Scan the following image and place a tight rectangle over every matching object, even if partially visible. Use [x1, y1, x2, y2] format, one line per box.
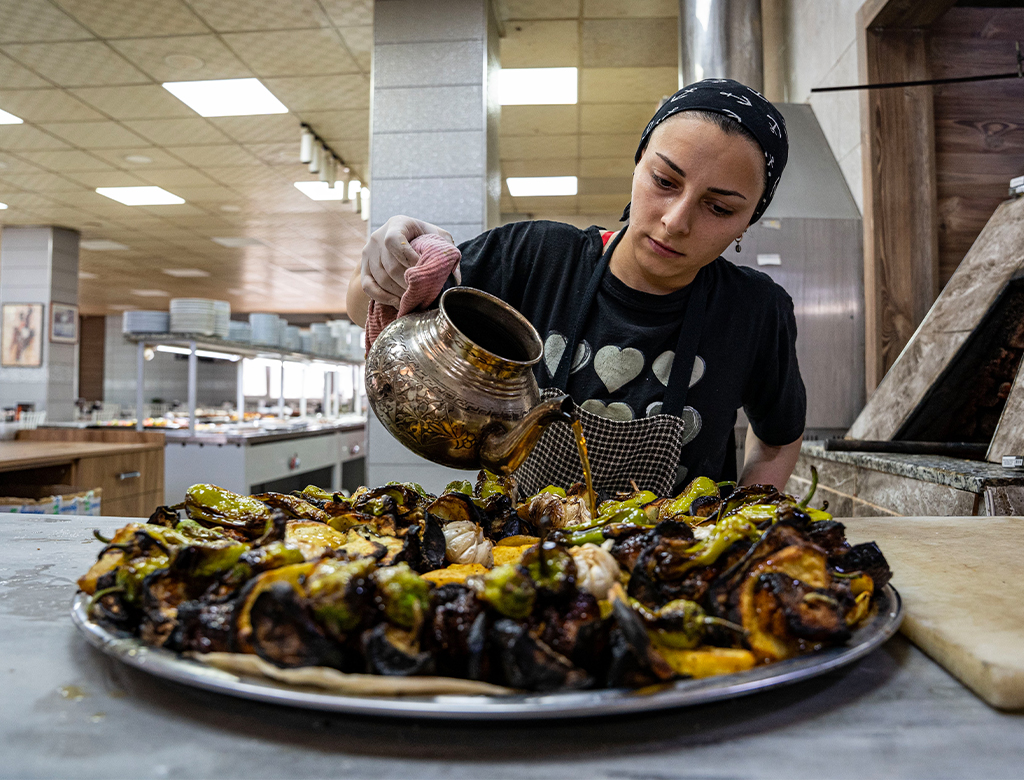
[346, 215, 455, 327]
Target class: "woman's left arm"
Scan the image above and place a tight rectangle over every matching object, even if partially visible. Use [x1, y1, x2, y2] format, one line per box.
[739, 423, 803, 491]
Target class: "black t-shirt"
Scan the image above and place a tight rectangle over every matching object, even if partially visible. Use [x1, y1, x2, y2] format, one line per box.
[454, 220, 806, 482]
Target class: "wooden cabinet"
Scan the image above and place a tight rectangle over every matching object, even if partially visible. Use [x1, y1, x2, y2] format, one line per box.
[4, 429, 165, 517]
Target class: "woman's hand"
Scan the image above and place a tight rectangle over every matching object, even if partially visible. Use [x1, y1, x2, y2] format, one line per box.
[362, 216, 456, 307]
[347, 216, 456, 326]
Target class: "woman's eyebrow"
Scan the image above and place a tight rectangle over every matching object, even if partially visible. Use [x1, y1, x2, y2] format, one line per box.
[655, 152, 748, 200]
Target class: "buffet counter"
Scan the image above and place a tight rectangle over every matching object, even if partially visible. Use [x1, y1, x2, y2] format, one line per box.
[3, 513, 1021, 780]
[162, 415, 366, 503]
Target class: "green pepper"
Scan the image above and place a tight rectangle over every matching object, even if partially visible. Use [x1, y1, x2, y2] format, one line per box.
[597, 490, 656, 519]
[300, 485, 341, 503]
[185, 483, 271, 530]
[238, 540, 305, 572]
[634, 597, 743, 649]
[442, 480, 474, 496]
[479, 564, 536, 619]
[305, 557, 377, 636]
[538, 485, 567, 498]
[519, 542, 575, 595]
[674, 514, 762, 575]
[115, 555, 168, 604]
[172, 539, 247, 578]
[373, 562, 431, 630]
[659, 476, 719, 519]
[175, 518, 228, 542]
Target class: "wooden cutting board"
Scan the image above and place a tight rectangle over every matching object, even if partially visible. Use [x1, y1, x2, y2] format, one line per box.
[843, 516, 1024, 710]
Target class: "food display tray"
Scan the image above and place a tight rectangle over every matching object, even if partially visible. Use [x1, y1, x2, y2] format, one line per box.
[70, 586, 902, 721]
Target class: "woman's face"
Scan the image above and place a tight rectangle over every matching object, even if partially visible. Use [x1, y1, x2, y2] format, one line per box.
[612, 114, 764, 293]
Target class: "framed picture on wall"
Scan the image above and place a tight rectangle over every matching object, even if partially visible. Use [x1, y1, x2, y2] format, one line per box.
[50, 302, 79, 344]
[1, 302, 44, 367]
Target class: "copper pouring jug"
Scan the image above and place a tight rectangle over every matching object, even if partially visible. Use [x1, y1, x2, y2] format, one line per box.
[365, 287, 573, 474]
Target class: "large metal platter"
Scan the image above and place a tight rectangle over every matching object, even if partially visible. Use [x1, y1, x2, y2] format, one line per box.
[71, 586, 901, 721]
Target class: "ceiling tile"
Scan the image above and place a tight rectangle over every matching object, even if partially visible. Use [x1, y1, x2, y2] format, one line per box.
[337, 26, 371, 72]
[0, 52, 52, 88]
[500, 134, 577, 160]
[204, 166, 285, 188]
[581, 19, 677, 67]
[187, 0, 331, 32]
[0, 191, 61, 208]
[164, 144, 260, 168]
[109, 36, 252, 82]
[317, 2, 373, 31]
[580, 132, 635, 157]
[0, 124, 71, 149]
[162, 186, 238, 203]
[509, 194, 578, 213]
[580, 67, 677, 104]
[501, 20, 579, 68]
[136, 202, 209, 217]
[577, 175, 631, 195]
[64, 169, 148, 187]
[576, 193, 629, 212]
[0, 151, 47, 172]
[0, 0, 93, 44]
[579, 101, 654, 135]
[54, 0, 207, 38]
[135, 168, 219, 187]
[70, 85, 197, 120]
[208, 114, 300, 144]
[583, 0, 677, 18]
[244, 142, 298, 166]
[222, 29, 360, 77]
[2, 41, 150, 87]
[502, 158, 578, 177]
[503, 0, 581, 20]
[263, 75, 370, 112]
[293, 110, 368, 140]
[122, 118, 231, 146]
[41, 120, 148, 148]
[90, 146, 190, 169]
[0, 88, 105, 122]
[579, 156, 635, 177]
[2, 170, 85, 191]
[15, 149, 113, 172]
[501, 104, 579, 136]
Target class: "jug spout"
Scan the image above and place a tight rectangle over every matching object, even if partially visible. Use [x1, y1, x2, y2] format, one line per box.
[479, 394, 575, 475]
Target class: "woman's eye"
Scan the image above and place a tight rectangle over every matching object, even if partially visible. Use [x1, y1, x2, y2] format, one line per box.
[651, 173, 673, 188]
[708, 202, 734, 217]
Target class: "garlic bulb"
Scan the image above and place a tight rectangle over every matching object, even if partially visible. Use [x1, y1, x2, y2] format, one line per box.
[442, 520, 493, 567]
[522, 492, 592, 530]
[570, 543, 620, 599]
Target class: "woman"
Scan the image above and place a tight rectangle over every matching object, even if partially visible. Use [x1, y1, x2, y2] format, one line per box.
[348, 79, 805, 497]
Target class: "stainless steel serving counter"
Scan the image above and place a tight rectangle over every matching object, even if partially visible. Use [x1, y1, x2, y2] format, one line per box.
[162, 417, 367, 503]
[2, 514, 1022, 780]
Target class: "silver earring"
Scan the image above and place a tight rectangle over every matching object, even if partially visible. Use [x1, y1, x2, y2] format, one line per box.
[734, 236, 742, 253]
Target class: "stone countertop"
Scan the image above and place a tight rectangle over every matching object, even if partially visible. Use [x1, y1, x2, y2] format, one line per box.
[800, 441, 1024, 493]
[3, 514, 1022, 780]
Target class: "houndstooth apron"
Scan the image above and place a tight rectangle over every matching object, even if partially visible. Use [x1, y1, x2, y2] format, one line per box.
[514, 227, 709, 498]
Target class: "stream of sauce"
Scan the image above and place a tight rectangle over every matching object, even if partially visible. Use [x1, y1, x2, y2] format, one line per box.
[571, 419, 597, 520]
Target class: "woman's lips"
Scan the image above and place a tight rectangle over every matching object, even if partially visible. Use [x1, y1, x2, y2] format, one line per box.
[647, 236, 684, 258]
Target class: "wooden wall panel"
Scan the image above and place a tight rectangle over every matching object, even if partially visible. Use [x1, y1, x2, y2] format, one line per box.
[929, 8, 1024, 288]
[78, 315, 105, 402]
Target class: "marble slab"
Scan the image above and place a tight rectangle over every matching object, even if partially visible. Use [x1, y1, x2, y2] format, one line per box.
[988, 356, 1024, 462]
[851, 195, 1024, 441]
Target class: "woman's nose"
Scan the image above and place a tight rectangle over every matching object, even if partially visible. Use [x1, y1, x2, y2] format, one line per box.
[662, 194, 696, 236]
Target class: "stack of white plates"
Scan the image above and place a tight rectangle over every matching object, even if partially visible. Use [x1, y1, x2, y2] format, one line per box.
[212, 301, 230, 339]
[300, 331, 312, 354]
[283, 325, 301, 352]
[250, 313, 281, 346]
[170, 298, 217, 336]
[122, 311, 169, 334]
[228, 321, 252, 343]
[310, 322, 332, 355]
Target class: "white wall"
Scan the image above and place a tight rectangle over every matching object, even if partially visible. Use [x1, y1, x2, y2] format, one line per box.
[781, 0, 865, 214]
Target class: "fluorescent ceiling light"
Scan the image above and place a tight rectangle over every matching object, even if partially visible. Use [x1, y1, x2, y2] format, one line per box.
[211, 236, 263, 248]
[0, 202, 7, 210]
[123, 154, 152, 164]
[162, 78, 288, 117]
[506, 176, 578, 197]
[155, 344, 240, 361]
[0, 109, 23, 124]
[162, 268, 211, 278]
[131, 289, 171, 297]
[78, 271, 99, 279]
[499, 68, 577, 105]
[80, 239, 129, 250]
[294, 181, 347, 201]
[96, 186, 185, 206]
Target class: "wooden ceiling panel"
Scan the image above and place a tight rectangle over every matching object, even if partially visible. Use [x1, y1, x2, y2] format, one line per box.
[54, 0, 208, 38]
[579, 156, 635, 177]
[579, 132, 636, 158]
[500, 134, 577, 160]
[579, 101, 654, 135]
[501, 105, 579, 136]
[580, 67, 677, 104]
